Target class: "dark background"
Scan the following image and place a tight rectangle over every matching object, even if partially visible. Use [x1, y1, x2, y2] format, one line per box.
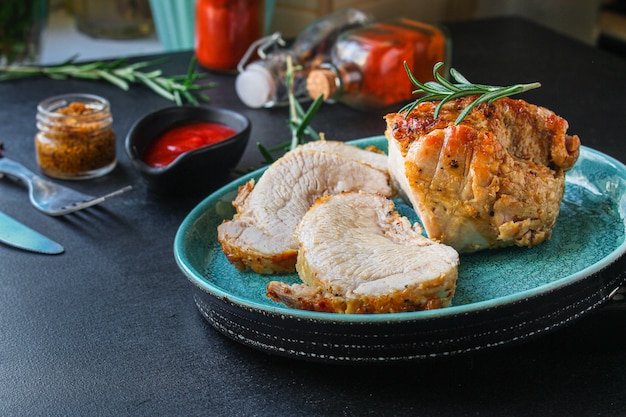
[1, 17, 625, 416]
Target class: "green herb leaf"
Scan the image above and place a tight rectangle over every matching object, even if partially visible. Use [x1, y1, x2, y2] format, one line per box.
[294, 95, 323, 140]
[0, 57, 215, 106]
[256, 142, 276, 165]
[96, 69, 129, 91]
[401, 61, 541, 124]
[258, 55, 323, 165]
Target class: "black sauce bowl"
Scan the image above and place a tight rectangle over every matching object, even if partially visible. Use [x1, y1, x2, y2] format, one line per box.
[125, 106, 250, 194]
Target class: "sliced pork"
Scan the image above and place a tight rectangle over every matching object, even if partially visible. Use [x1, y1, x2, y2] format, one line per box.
[267, 192, 459, 313]
[217, 141, 391, 274]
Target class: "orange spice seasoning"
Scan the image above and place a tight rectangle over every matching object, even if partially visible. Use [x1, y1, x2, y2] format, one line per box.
[195, 0, 264, 72]
[35, 94, 116, 180]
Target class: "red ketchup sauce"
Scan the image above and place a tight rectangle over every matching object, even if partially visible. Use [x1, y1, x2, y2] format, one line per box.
[142, 122, 236, 168]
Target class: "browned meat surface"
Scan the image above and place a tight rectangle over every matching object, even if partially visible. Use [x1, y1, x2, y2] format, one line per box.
[267, 192, 459, 313]
[385, 96, 581, 252]
[217, 141, 391, 274]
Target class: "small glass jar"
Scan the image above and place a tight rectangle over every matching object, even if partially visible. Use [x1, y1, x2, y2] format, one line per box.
[73, 0, 154, 39]
[0, 0, 47, 65]
[35, 94, 116, 180]
[195, 0, 265, 72]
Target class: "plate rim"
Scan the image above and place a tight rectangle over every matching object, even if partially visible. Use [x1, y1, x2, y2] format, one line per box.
[174, 136, 626, 324]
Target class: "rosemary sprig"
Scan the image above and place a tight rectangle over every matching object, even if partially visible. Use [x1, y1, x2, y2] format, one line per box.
[256, 56, 323, 164]
[0, 56, 216, 106]
[400, 61, 541, 124]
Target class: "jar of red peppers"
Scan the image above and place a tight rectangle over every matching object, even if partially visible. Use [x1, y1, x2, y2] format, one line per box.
[35, 93, 116, 180]
[306, 18, 451, 110]
[195, 0, 265, 72]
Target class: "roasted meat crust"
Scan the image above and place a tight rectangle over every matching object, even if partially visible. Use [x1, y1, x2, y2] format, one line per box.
[385, 96, 581, 252]
[387, 96, 580, 171]
[266, 281, 451, 314]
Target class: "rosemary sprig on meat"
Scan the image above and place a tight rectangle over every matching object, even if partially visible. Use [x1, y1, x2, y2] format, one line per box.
[0, 56, 216, 105]
[400, 61, 541, 124]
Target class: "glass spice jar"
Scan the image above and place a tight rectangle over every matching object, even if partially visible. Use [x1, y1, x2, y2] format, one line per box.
[235, 8, 375, 108]
[73, 0, 154, 40]
[35, 93, 116, 180]
[195, 0, 265, 72]
[306, 18, 451, 110]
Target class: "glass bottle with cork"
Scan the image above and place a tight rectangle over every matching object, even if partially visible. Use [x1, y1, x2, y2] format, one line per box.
[235, 8, 375, 108]
[305, 19, 451, 110]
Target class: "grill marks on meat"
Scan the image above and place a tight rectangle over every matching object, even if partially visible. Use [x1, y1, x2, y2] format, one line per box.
[266, 192, 459, 313]
[217, 141, 391, 274]
[385, 96, 580, 252]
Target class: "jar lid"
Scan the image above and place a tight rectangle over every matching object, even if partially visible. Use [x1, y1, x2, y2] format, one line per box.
[306, 68, 338, 101]
[235, 63, 277, 108]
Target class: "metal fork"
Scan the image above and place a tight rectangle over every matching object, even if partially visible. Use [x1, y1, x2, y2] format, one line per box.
[0, 156, 132, 216]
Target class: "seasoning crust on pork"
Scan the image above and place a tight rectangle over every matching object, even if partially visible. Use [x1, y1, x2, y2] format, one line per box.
[385, 96, 581, 252]
[266, 192, 459, 313]
[217, 141, 391, 274]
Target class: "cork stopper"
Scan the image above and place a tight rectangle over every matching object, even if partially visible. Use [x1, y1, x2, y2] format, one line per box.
[306, 68, 338, 100]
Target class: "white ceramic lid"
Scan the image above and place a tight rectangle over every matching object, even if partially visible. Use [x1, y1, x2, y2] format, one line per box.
[235, 63, 276, 108]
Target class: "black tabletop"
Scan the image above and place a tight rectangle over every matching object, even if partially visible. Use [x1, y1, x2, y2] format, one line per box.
[1, 17, 625, 416]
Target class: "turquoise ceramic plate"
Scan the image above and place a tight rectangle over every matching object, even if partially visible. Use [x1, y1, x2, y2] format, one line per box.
[174, 136, 626, 362]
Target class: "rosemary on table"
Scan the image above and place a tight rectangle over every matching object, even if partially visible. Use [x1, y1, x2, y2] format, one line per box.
[0, 56, 216, 106]
[256, 56, 323, 165]
[400, 61, 541, 125]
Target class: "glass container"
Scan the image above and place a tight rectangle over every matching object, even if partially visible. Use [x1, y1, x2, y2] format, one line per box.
[235, 8, 375, 108]
[0, 0, 47, 65]
[195, 0, 265, 72]
[35, 94, 116, 180]
[306, 18, 451, 110]
[73, 0, 154, 39]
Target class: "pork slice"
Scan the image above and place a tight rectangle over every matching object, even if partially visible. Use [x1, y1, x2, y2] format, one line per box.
[298, 140, 388, 172]
[385, 96, 580, 253]
[217, 142, 392, 274]
[266, 192, 459, 313]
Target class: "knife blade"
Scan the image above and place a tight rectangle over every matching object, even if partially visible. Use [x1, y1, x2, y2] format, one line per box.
[0, 210, 64, 255]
